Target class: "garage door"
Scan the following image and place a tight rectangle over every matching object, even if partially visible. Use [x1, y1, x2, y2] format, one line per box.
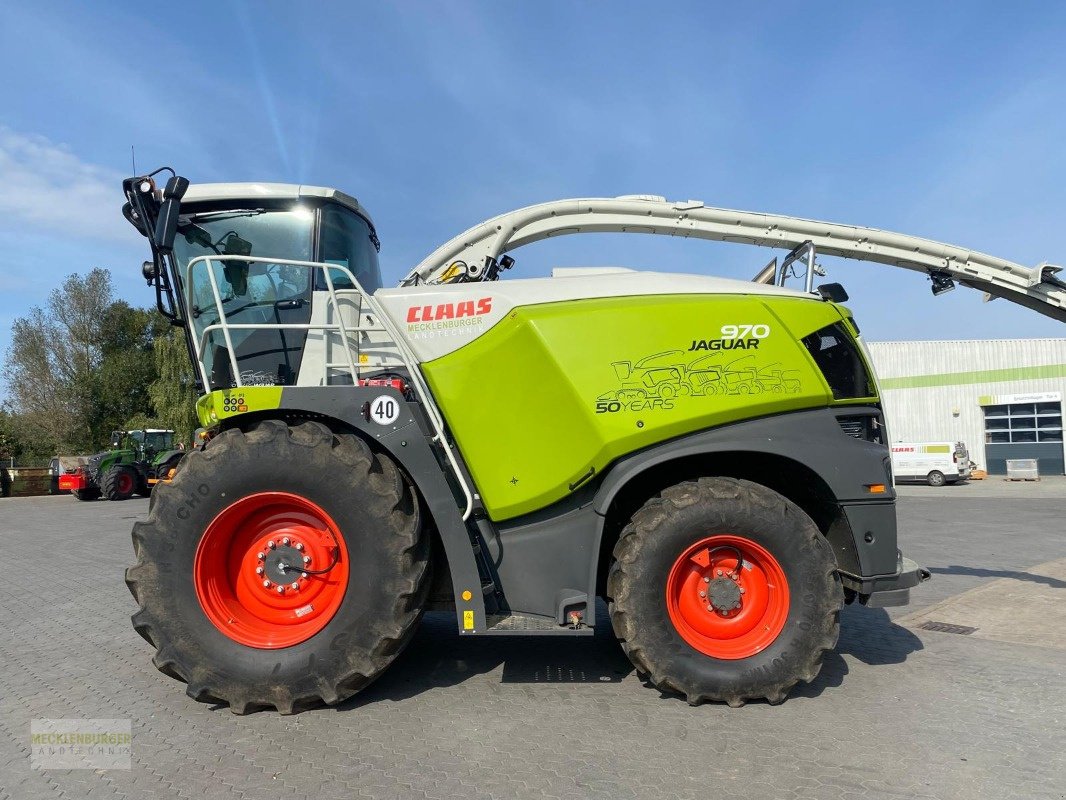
[983, 400, 1064, 475]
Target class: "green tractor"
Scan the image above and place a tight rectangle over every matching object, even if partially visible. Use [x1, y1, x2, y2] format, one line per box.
[120, 173, 1064, 713]
[60, 428, 177, 501]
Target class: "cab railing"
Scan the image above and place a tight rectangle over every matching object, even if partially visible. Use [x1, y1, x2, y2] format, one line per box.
[184, 254, 474, 518]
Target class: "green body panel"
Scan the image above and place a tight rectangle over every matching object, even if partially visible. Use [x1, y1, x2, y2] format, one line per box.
[423, 294, 858, 520]
[98, 450, 136, 472]
[197, 386, 283, 427]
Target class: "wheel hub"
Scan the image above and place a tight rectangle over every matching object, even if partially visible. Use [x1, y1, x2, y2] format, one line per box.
[261, 544, 308, 588]
[708, 575, 742, 612]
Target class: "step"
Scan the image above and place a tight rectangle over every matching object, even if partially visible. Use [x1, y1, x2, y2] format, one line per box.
[483, 613, 594, 636]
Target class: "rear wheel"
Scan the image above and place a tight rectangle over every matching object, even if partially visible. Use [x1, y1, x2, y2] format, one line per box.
[125, 420, 429, 713]
[926, 470, 946, 487]
[608, 477, 841, 706]
[102, 466, 137, 500]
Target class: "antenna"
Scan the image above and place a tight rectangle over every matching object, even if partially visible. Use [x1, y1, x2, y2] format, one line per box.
[131, 145, 137, 176]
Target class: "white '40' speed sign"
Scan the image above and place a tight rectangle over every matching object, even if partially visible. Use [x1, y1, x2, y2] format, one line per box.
[370, 395, 401, 426]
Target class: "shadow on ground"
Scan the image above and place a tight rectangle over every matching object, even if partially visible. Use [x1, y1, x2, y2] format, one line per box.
[345, 602, 924, 710]
[927, 565, 1066, 589]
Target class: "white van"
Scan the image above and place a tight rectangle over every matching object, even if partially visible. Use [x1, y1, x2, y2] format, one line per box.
[890, 442, 971, 486]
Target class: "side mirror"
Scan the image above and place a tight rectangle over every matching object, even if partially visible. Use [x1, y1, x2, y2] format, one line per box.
[153, 176, 190, 254]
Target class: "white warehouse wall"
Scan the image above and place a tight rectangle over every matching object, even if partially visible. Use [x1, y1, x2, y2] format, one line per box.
[865, 339, 1066, 473]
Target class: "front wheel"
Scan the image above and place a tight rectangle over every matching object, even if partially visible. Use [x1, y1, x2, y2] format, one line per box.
[125, 420, 430, 713]
[608, 477, 841, 706]
[926, 470, 946, 487]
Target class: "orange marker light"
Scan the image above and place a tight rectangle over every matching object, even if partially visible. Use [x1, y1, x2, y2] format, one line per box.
[866, 484, 887, 494]
[461, 590, 472, 601]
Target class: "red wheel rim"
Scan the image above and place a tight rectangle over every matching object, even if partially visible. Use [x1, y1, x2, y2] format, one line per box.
[194, 492, 349, 649]
[666, 534, 789, 660]
[117, 472, 134, 495]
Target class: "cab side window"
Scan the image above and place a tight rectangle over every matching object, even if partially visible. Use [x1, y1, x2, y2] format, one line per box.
[318, 206, 382, 293]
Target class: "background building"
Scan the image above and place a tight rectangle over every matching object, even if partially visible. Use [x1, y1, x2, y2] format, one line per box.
[866, 339, 1066, 476]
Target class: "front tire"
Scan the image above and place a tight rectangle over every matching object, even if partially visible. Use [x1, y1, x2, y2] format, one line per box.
[607, 477, 841, 706]
[125, 420, 429, 714]
[926, 470, 946, 487]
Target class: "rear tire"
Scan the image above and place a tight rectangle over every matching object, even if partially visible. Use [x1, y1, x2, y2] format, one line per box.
[102, 466, 137, 500]
[926, 470, 946, 487]
[607, 477, 841, 706]
[125, 420, 429, 714]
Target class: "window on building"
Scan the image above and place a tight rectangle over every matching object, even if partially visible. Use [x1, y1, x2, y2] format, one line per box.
[984, 401, 1063, 443]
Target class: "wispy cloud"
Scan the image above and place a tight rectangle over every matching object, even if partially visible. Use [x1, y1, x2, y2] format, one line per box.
[0, 127, 135, 243]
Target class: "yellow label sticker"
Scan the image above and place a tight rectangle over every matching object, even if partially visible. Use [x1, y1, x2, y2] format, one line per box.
[359, 353, 370, 364]
[463, 610, 474, 630]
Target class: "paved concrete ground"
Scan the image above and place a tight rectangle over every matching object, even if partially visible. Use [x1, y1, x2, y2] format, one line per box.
[0, 491, 1063, 800]
[901, 557, 1066, 651]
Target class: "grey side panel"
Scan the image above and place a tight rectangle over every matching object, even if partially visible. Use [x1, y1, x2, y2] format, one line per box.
[594, 407, 894, 510]
[836, 502, 899, 577]
[491, 490, 599, 626]
[276, 386, 487, 634]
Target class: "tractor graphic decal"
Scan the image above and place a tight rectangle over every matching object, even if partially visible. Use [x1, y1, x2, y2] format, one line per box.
[601, 351, 802, 405]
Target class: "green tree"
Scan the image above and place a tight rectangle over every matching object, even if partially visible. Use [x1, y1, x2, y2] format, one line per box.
[3, 270, 179, 456]
[91, 301, 168, 442]
[0, 406, 21, 461]
[148, 327, 200, 445]
[4, 269, 114, 453]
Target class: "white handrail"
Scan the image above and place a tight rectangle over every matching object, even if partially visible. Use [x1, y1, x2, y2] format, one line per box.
[183, 253, 475, 519]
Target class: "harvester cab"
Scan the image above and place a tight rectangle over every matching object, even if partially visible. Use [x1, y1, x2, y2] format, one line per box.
[121, 171, 1063, 714]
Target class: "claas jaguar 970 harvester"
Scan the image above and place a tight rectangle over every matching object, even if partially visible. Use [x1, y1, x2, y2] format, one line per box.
[121, 171, 1065, 713]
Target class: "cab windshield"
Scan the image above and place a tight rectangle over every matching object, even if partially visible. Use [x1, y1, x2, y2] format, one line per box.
[172, 204, 382, 389]
[144, 431, 175, 453]
[174, 208, 315, 323]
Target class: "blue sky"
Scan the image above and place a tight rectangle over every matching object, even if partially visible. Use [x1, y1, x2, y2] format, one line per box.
[1, 0, 1065, 400]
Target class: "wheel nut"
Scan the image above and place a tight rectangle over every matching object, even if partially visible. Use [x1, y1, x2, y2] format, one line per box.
[707, 605, 714, 612]
[295, 543, 304, 552]
[703, 576, 710, 583]
[255, 566, 264, 575]
[301, 572, 308, 579]
[262, 580, 271, 588]
[282, 537, 290, 546]
[720, 610, 728, 616]
[268, 541, 276, 549]
[303, 555, 311, 564]
[716, 569, 723, 576]
[739, 587, 746, 594]
[290, 582, 299, 590]
[276, 586, 285, 594]
[699, 591, 706, 598]
[257, 552, 265, 560]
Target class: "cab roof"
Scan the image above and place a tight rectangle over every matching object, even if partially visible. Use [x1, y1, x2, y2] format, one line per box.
[181, 182, 374, 226]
